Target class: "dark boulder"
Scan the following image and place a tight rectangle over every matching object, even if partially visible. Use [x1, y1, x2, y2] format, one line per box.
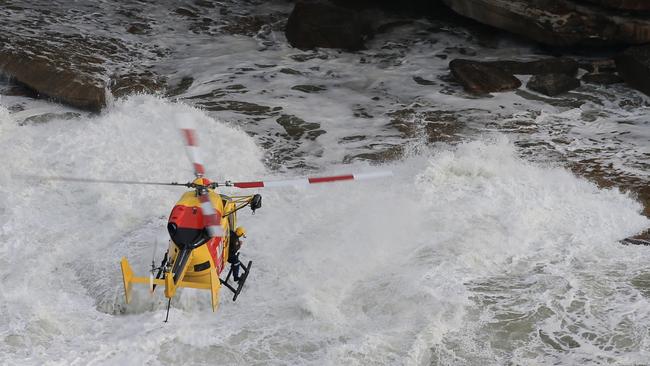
[527, 73, 580, 96]
[484, 58, 578, 76]
[441, 0, 650, 46]
[0, 50, 106, 111]
[449, 59, 521, 95]
[615, 45, 650, 96]
[579, 0, 650, 10]
[581, 73, 623, 85]
[285, 1, 370, 51]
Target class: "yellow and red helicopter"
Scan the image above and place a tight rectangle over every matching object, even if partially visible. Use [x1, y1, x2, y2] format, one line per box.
[29, 121, 392, 321]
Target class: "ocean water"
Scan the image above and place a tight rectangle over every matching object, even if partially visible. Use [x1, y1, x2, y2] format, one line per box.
[1, 1, 650, 365]
[0, 97, 648, 365]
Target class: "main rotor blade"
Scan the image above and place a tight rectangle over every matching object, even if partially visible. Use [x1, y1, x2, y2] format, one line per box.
[178, 119, 206, 178]
[15, 175, 188, 187]
[197, 189, 223, 238]
[230, 171, 393, 189]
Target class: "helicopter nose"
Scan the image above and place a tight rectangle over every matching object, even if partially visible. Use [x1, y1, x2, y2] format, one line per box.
[167, 222, 177, 236]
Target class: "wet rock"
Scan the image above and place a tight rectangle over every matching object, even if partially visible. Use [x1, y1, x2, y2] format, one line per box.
[197, 100, 279, 116]
[280, 68, 303, 76]
[343, 145, 403, 163]
[194, 0, 215, 8]
[110, 71, 167, 98]
[19, 112, 81, 126]
[579, 59, 617, 74]
[276, 114, 325, 140]
[413, 76, 436, 85]
[449, 59, 522, 95]
[166, 76, 194, 97]
[175, 7, 198, 18]
[8, 104, 25, 113]
[615, 45, 650, 96]
[485, 58, 578, 76]
[580, 0, 650, 10]
[375, 20, 414, 34]
[285, 1, 371, 51]
[526, 73, 580, 96]
[126, 23, 151, 35]
[0, 49, 106, 111]
[291, 84, 327, 93]
[441, 0, 650, 46]
[289, 52, 329, 62]
[222, 13, 286, 36]
[581, 73, 623, 85]
[622, 229, 650, 246]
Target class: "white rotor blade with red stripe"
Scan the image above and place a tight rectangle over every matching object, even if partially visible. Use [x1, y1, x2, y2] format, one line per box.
[178, 118, 206, 178]
[231, 171, 393, 189]
[177, 119, 222, 238]
[198, 192, 222, 237]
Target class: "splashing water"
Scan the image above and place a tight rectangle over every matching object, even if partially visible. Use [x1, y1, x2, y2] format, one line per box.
[0, 96, 648, 365]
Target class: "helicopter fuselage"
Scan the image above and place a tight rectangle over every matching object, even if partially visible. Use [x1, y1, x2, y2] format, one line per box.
[166, 188, 237, 283]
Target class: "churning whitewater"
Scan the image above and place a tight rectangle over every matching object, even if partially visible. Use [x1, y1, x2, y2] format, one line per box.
[0, 96, 648, 365]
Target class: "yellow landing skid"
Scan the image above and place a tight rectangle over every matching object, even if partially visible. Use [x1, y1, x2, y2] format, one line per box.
[120, 257, 221, 312]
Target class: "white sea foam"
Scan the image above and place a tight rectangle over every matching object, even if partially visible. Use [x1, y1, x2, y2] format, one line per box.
[1, 96, 648, 365]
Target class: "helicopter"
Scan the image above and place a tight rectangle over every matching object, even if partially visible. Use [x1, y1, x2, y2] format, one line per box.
[27, 121, 392, 321]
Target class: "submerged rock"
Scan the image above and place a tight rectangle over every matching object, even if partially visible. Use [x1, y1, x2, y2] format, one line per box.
[19, 112, 81, 126]
[616, 45, 650, 96]
[449, 59, 522, 95]
[110, 71, 167, 98]
[276, 114, 324, 140]
[285, 1, 370, 51]
[527, 73, 580, 96]
[291, 84, 327, 93]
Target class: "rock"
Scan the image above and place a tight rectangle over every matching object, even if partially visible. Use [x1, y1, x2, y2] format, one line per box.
[580, 0, 650, 10]
[196, 100, 280, 116]
[0, 49, 106, 111]
[579, 59, 617, 74]
[175, 7, 198, 18]
[484, 58, 578, 76]
[291, 84, 327, 93]
[276, 114, 324, 140]
[581, 73, 623, 85]
[615, 45, 650, 96]
[449, 59, 522, 95]
[166, 76, 194, 97]
[126, 23, 151, 35]
[285, 1, 371, 51]
[441, 0, 650, 46]
[622, 229, 650, 246]
[110, 71, 167, 98]
[194, 0, 215, 8]
[527, 73, 580, 96]
[413, 76, 436, 85]
[19, 112, 81, 126]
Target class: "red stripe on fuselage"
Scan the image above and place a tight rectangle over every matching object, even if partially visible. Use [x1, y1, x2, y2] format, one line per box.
[206, 236, 224, 273]
[308, 174, 354, 184]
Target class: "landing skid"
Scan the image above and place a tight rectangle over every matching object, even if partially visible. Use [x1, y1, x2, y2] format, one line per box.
[220, 260, 252, 301]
